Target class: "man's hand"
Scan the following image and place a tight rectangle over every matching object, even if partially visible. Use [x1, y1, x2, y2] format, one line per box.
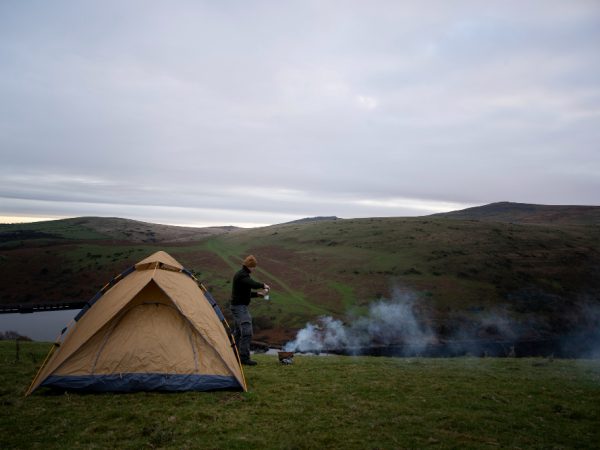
[263, 283, 270, 291]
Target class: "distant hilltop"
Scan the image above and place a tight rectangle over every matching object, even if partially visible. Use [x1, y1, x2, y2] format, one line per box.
[430, 201, 600, 226]
[0, 216, 237, 244]
[282, 216, 339, 225]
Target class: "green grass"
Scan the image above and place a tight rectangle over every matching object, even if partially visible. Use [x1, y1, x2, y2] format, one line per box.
[203, 238, 244, 271]
[1, 341, 599, 449]
[254, 267, 328, 316]
[204, 236, 330, 319]
[329, 281, 358, 311]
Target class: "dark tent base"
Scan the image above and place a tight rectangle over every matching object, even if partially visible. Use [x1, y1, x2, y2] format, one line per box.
[41, 373, 243, 392]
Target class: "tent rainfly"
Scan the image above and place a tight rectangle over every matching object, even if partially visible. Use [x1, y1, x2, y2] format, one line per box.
[27, 251, 246, 394]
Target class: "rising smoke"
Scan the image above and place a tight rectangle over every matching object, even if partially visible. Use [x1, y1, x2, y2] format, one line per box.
[284, 288, 600, 358]
[284, 289, 435, 355]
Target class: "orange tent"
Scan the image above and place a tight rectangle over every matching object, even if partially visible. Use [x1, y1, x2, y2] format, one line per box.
[27, 251, 246, 394]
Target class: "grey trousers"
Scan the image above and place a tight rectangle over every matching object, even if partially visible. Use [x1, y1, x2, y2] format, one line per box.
[231, 304, 252, 361]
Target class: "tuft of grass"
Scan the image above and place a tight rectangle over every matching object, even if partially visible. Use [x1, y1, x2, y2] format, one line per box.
[1, 341, 599, 449]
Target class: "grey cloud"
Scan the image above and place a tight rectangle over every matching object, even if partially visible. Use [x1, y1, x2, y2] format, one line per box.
[1, 1, 599, 226]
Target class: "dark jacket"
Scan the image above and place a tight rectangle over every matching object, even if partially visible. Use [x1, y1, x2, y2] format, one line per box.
[231, 266, 265, 306]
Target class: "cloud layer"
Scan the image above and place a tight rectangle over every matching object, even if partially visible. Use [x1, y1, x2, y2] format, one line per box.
[1, 1, 599, 226]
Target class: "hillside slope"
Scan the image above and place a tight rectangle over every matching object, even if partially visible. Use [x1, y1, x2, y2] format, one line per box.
[202, 215, 600, 344]
[1, 204, 599, 348]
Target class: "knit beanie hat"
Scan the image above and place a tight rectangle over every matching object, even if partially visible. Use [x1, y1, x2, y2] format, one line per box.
[243, 255, 257, 268]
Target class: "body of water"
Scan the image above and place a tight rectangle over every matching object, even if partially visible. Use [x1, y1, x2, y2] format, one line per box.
[0, 309, 80, 341]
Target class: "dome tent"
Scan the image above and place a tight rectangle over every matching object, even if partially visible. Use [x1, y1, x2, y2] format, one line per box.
[27, 251, 246, 394]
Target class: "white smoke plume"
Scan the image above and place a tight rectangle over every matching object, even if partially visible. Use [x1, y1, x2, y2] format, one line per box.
[284, 289, 434, 354]
[284, 288, 600, 358]
[286, 316, 349, 353]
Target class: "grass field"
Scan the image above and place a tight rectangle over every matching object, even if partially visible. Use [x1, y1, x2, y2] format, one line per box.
[1, 341, 599, 449]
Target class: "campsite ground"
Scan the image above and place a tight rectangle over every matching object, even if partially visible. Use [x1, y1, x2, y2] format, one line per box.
[1, 341, 599, 449]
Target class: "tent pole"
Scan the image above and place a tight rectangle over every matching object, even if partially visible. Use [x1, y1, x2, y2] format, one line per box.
[25, 343, 57, 396]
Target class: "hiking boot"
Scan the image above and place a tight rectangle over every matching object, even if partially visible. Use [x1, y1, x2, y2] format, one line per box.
[241, 359, 257, 366]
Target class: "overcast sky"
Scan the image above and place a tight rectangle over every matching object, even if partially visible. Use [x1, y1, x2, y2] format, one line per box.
[1, 1, 599, 227]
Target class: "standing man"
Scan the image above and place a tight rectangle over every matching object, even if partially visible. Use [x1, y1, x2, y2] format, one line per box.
[230, 255, 270, 366]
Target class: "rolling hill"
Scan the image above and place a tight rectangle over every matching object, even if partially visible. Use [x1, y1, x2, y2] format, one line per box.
[1, 203, 599, 351]
[432, 201, 600, 226]
[0, 216, 235, 244]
